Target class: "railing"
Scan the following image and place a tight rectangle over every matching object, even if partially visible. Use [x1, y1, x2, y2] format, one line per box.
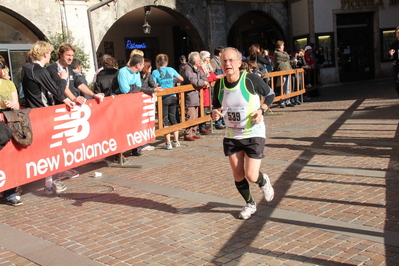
[264, 68, 306, 102]
[155, 85, 210, 137]
[154, 68, 314, 137]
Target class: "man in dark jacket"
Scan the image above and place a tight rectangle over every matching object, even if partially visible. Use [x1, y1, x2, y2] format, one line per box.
[180, 51, 209, 141]
[94, 57, 119, 96]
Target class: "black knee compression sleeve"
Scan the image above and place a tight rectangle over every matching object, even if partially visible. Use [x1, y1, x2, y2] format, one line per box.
[235, 178, 253, 203]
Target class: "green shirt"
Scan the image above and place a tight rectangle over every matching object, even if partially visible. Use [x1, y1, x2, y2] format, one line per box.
[0, 79, 17, 110]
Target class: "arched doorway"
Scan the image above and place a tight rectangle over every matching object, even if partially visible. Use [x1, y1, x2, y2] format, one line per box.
[227, 10, 285, 56]
[97, 6, 202, 70]
[0, 8, 41, 86]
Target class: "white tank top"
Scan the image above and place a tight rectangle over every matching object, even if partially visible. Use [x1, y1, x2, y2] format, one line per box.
[219, 72, 266, 139]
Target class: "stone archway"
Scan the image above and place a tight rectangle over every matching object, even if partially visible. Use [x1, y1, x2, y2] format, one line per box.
[223, 2, 288, 52]
[89, 1, 206, 69]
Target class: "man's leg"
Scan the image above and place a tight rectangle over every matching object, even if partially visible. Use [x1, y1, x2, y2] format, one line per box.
[229, 151, 257, 219]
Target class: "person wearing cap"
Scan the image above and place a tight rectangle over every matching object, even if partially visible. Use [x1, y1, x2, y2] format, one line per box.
[178, 55, 187, 73]
[388, 26, 399, 95]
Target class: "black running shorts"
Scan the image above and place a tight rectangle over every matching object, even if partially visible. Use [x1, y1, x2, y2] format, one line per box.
[223, 137, 265, 159]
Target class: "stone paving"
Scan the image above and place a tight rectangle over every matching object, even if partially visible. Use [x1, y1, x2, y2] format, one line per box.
[1, 78, 399, 265]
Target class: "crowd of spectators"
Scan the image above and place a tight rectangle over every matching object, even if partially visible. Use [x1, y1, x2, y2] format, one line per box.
[0, 39, 324, 205]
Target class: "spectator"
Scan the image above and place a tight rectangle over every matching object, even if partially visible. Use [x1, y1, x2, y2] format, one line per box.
[247, 61, 263, 77]
[210, 46, 224, 75]
[94, 56, 118, 96]
[178, 55, 187, 73]
[131, 58, 161, 156]
[0, 61, 23, 206]
[389, 26, 399, 95]
[47, 43, 105, 179]
[47, 43, 104, 106]
[247, 44, 270, 77]
[210, 46, 226, 129]
[152, 54, 184, 149]
[180, 52, 209, 141]
[93, 54, 111, 81]
[304, 45, 315, 88]
[199, 50, 224, 134]
[274, 40, 294, 108]
[113, 54, 145, 163]
[70, 59, 91, 100]
[21, 41, 75, 194]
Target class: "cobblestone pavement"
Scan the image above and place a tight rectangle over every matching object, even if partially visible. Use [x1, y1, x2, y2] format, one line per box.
[1, 78, 399, 265]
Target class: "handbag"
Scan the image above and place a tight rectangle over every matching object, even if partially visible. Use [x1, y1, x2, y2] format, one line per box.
[3, 109, 33, 146]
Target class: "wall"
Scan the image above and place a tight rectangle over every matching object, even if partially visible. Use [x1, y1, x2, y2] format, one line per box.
[313, 0, 336, 33]
[291, 0, 309, 37]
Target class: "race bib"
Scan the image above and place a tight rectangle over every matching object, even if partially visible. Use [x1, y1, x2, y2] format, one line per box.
[224, 107, 248, 130]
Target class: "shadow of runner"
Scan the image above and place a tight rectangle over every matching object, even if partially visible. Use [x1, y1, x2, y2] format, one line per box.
[385, 122, 399, 266]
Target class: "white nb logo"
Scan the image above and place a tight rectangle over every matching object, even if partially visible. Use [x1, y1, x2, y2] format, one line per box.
[50, 105, 91, 148]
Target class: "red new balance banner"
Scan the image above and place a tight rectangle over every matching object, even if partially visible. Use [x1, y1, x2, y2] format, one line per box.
[0, 93, 156, 192]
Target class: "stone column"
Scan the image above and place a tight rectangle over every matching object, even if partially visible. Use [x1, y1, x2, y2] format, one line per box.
[208, 0, 227, 51]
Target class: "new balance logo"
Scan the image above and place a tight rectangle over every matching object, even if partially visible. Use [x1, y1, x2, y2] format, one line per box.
[50, 105, 91, 148]
[141, 94, 155, 123]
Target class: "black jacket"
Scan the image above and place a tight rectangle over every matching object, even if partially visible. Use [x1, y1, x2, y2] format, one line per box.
[95, 68, 119, 96]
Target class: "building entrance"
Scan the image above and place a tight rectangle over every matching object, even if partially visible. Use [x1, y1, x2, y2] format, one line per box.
[337, 12, 374, 83]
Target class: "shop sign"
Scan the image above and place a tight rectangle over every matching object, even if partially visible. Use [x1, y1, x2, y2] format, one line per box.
[341, 0, 384, 8]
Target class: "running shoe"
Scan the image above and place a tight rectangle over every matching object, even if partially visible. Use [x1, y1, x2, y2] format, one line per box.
[164, 143, 173, 150]
[238, 202, 257, 220]
[58, 169, 79, 179]
[141, 145, 155, 151]
[172, 141, 180, 148]
[5, 198, 23, 206]
[53, 179, 67, 194]
[260, 174, 274, 202]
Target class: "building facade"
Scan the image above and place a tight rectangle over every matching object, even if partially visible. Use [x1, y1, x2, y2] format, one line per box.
[291, 0, 399, 84]
[0, 0, 398, 85]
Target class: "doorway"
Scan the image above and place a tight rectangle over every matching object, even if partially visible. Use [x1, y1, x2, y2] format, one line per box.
[337, 12, 375, 83]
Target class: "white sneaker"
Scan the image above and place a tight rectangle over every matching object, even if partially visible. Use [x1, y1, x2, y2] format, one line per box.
[164, 143, 173, 150]
[141, 145, 155, 151]
[53, 179, 67, 194]
[260, 174, 274, 202]
[172, 141, 180, 148]
[239, 202, 257, 220]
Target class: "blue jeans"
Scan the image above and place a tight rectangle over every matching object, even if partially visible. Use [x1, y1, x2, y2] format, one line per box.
[280, 75, 292, 105]
[215, 117, 225, 127]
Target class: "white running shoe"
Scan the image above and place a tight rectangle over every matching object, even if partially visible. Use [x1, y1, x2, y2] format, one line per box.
[141, 145, 155, 151]
[239, 202, 257, 220]
[164, 143, 173, 150]
[172, 141, 180, 148]
[53, 179, 67, 194]
[260, 174, 274, 202]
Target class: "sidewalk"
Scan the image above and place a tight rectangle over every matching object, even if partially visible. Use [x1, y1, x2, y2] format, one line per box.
[1, 78, 399, 265]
